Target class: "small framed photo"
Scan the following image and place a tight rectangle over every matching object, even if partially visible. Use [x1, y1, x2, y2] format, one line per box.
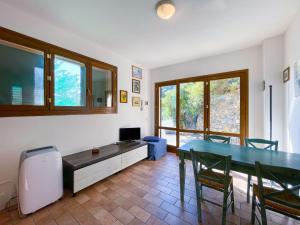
[283, 67, 290, 83]
[132, 96, 141, 107]
[132, 79, 140, 94]
[132, 65, 142, 79]
[120, 90, 128, 103]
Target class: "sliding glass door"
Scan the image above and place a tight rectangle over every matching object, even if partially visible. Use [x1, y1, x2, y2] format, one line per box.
[209, 77, 242, 144]
[179, 81, 205, 146]
[155, 70, 248, 152]
[157, 85, 177, 146]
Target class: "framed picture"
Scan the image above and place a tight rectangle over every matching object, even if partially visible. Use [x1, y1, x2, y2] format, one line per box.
[132, 96, 141, 107]
[132, 79, 140, 94]
[295, 61, 300, 97]
[120, 90, 128, 103]
[132, 65, 142, 79]
[283, 67, 290, 83]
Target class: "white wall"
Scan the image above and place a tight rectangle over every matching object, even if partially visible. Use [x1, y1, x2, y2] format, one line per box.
[150, 46, 264, 139]
[284, 9, 300, 153]
[262, 36, 284, 149]
[0, 2, 151, 209]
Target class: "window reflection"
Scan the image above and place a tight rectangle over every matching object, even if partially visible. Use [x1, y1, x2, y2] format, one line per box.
[0, 40, 45, 106]
[92, 67, 112, 108]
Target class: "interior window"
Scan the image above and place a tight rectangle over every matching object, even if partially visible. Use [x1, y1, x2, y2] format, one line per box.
[54, 55, 86, 107]
[0, 28, 118, 116]
[92, 66, 112, 108]
[0, 40, 45, 106]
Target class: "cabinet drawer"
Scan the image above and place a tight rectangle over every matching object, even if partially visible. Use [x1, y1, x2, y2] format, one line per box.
[122, 145, 148, 169]
[74, 155, 121, 192]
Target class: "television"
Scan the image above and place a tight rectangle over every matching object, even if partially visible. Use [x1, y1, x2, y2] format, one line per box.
[119, 127, 141, 141]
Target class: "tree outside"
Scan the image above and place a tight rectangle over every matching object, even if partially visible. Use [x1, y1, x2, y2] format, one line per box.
[54, 57, 86, 106]
[180, 82, 204, 130]
[160, 85, 176, 127]
[159, 78, 240, 145]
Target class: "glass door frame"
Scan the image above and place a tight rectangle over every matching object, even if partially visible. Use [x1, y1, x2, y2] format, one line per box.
[155, 70, 249, 153]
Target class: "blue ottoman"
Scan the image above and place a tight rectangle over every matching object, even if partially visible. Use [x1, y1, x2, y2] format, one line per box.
[143, 136, 167, 160]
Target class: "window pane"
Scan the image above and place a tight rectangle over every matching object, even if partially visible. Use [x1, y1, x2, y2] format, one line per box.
[160, 85, 176, 128]
[213, 135, 240, 145]
[160, 129, 176, 146]
[180, 82, 204, 130]
[230, 137, 240, 145]
[92, 67, 112, 108]
[54, 55, 86, 107]
[0, 40, 44, 106]
[179, 132, 204, 147]
[210, 78, 240, 133]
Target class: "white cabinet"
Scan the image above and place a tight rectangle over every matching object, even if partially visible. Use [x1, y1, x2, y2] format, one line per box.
[122, 145, 148, 169]
[74, 155, 121, 193]
[70, 145, 148, 193]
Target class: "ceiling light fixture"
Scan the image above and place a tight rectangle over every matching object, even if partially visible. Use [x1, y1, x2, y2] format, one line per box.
[156, 0, 176, 20]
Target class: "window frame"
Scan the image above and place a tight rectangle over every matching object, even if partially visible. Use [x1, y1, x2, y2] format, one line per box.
[50, 51, 89, 112]
[0, 27, 118, 117]
[155, 70, 249, 153]
[0, 30, 50, 114]
[89, 60, 118, 114]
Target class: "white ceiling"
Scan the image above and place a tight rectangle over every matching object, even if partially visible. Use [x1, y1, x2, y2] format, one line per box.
[2, 0, 300, 69]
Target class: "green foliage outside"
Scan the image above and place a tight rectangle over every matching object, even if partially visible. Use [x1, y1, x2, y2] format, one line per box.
[54, 59, 86, 106]
[160, 85, 176, 127]
[160, 78, 240, 131]
[210, 78, 240, 96]
[180, 82, 204, 129]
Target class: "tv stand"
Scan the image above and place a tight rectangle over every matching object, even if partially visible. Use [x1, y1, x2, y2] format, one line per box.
[63, 141, 148, 194]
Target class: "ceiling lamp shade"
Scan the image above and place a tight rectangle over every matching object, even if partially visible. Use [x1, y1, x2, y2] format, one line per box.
[156, 0, 176, 20]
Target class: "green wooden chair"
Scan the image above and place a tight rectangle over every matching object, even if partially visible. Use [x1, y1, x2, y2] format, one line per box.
[245, 138, 278, 203]
[191, 149, 235, 225]
[206, 135, 231, 144]
[251, 161, 300, 225]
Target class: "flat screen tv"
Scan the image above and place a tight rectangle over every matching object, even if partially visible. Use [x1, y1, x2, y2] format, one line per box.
[119, 127, 141, 141]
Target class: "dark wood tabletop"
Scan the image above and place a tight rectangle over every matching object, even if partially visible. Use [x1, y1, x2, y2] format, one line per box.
[63, 141, 147, 170]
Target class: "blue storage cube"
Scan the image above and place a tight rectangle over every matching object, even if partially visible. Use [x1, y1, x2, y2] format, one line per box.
[145, 138, 167, 160]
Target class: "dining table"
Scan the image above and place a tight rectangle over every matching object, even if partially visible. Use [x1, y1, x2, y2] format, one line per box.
[178, 140, 300, 202]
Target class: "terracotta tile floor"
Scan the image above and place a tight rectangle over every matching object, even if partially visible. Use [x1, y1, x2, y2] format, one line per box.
[0, 153, 300, 225]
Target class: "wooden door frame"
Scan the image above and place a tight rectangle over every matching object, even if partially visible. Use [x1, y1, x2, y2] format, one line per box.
[154, 69, 249, 153]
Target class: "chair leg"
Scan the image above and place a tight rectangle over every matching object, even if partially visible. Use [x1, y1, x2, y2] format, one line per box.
[222, 189, 229, 225]
[230, 182, 235, 213]
[195, 183, 202, 223]
[251, 193, 256, 224]
[247, 175, 251, 203]
[200, 184, 203, 201]
[221, 202, 227, 225]
[260, 203, 268, 225]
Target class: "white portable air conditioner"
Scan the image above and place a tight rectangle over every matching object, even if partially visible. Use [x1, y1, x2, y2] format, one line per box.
[18, 146, 63, 215]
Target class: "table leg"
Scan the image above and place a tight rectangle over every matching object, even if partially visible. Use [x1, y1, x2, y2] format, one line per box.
[179, 152, 186, 202]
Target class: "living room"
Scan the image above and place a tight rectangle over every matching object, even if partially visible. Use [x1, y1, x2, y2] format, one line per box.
[1, 1, 300, 225]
